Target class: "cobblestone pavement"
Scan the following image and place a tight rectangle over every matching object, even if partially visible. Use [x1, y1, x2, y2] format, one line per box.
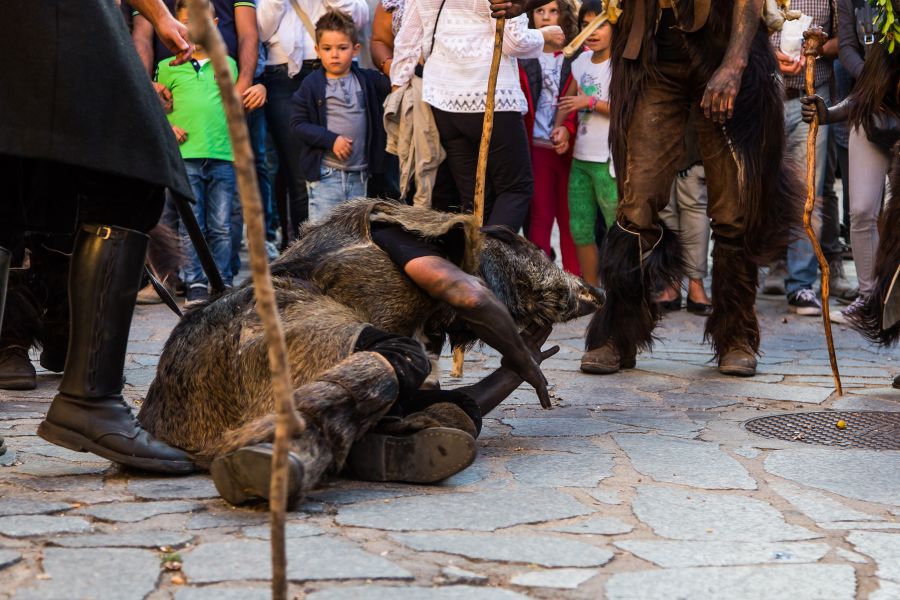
[1, 285, 899, 599]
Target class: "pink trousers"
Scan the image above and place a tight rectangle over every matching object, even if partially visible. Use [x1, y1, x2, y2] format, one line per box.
[527, 144, 580, 276]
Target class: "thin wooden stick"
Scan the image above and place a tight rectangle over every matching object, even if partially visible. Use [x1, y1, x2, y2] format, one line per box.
[451, 16, 506, 379]
[802, 26, 842, 396]
[186, 3, 304, 598]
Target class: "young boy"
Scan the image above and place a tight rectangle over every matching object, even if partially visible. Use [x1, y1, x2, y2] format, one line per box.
[156, 0, 239, 305]
[551, 0, 614, 287]
[290, 10, 390, 221]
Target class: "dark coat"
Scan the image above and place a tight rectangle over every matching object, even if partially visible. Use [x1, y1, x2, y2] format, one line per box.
[0, 0, 191, 199]
[519, 53, 577, 112]
[289, 64, 391, 182]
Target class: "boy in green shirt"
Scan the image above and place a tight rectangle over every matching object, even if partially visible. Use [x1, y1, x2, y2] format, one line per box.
[156, 0, 241, 305]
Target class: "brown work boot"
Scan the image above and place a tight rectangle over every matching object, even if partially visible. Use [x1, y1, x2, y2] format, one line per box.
[0, 345, 36, 390]
[347, 402, 477, 483]
[580, 341, 635, 374]
[718, 347, 757, 377]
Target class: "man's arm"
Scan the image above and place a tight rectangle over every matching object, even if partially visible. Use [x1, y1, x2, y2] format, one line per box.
[837, 0, 864, 78]
[128, 0, 193, 64]
[234, 4, 260, 96]
[404, 256, 552, 408]
[132, 14, 156, 76]
[700, 0, 764, 123]
[488, 0, 554, 19]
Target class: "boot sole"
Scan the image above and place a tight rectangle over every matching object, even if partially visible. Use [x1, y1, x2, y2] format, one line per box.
[0, 376, 37, 390]
[210, 445, 304, 507]
[36, 420, 196, 475]
[580, 361, 620, 375]
[347, 427, 476, 483]
[718, 365, 757, 377]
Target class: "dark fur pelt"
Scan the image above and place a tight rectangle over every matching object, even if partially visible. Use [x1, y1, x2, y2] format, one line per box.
[585, 223, 683, 356]
[705, 237, 760, 358]
[852, 142, 900, 345]
[147, 223, 184, 282]
[610, 1, 799, 264]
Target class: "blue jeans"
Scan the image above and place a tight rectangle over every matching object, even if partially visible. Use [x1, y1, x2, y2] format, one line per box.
[181, 158, 235, 287]
[784, 83, 829, 296]
[307, 166, 369, 221]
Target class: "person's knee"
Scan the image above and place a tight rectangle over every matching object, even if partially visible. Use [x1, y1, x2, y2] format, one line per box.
[354, 327, 431, 400]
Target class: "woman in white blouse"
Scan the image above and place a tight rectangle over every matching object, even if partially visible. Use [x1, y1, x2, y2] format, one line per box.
[390, 0, 564, 229]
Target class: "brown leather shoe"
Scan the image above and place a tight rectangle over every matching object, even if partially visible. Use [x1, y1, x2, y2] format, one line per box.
[580, 342, 635, 374]
[718, 347, 757, 377]
[0, 345, 36, 390]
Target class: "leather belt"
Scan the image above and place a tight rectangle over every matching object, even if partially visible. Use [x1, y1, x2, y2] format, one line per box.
[785, 87, 803, 100]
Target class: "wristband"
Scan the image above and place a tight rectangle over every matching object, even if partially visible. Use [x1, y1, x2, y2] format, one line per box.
[588, 96, 597, 112]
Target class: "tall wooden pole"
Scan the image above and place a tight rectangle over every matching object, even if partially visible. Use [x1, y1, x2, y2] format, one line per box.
[450, 16, 507, 378]
[802, 26, 842, 396]
[186, 2, 304, 598]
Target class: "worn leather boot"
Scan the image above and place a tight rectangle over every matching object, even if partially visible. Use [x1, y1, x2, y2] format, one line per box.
[37, 224, 195, 474]
[0, 345, 36, 390]
[580, 341, 636, 374]
[347, 402, 477, 483]
[718, 346, 758, 377]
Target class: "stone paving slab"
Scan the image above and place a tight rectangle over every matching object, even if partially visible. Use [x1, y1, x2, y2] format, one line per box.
[548, 516, 633, 535]
[764, 448, 900, 506]
[505, 450, 614, 487]
[614, 540, 831, 567]
[391, 533, 614, 567]
[0, 549, 22, 571]
[848, 531, 900, 583]
[631, 486, 821, 541]
[181, 537, 412, 583]
[510, 567, 599, 589]
[0, 499, 71, 517]
[335, 488, 593, 531]
[308, 586, 531, 600]
[604, 564, 857, 600]
[0, 515, 92, 537]
[687, 380, 834, 404]
[15, 548, 160, 600]
[47, 531, 193, 548]
[73, 500, 204, 522]
[613, 434, 757, 490]
[175, 587, 272, 600]
[770, 481, 880, 522]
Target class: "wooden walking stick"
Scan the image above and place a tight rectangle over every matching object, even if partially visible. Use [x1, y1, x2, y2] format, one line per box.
[450, 14, 507, 378]
[802, 26, 842, 395]
[187, 2, 305, 598]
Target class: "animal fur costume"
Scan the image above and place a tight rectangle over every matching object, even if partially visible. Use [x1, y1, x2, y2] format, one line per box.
[584, 0, 801, 371]
[139, 199, 596, 500]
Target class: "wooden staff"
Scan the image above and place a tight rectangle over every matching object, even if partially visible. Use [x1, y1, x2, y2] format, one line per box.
[450, 15, 507, 378]
[802, 26, 842, 396]
[186, 2, 305, 598]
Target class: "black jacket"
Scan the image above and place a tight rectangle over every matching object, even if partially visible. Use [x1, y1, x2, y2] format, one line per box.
[0, 0, 191, 198]
[290, 64, 391, 182]
[519, 52, 578, 112]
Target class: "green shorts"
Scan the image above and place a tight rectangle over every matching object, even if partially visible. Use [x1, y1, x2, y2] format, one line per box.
[568, 158, 618, 246]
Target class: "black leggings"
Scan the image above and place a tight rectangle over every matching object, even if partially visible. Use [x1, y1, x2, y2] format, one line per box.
[431, 108, 533, 231]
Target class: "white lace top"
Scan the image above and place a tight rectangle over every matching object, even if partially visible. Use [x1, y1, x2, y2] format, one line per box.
[390, 0, 543, 113]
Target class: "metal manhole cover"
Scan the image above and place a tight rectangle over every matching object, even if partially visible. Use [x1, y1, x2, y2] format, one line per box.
[744, 411, 900, 450]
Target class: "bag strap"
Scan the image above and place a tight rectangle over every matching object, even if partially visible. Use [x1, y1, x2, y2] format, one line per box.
[288, 0, 317, 41]
[428, 0, 449, 58]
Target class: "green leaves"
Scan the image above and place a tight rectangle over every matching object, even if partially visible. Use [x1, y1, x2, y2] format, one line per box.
[870, 0, 900, 53]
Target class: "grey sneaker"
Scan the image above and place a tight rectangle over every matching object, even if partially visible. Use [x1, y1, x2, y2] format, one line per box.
[830, 295, 866, 325]
[184, 284, 209, 308]
[763, 261, 787, 295]
[828, 258, 858, 302]
[788, 288, 822, 316]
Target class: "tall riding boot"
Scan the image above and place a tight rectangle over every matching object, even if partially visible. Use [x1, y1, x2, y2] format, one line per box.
[581, 223, 682, 374]
[706, 238, 759, 376]
[37, 224, 195, 474]
[0, 247, 9, 455]
[210, 351, 402, 507]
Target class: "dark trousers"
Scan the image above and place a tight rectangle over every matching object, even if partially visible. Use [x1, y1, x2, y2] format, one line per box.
[431, 108, 533, 231]
[262, 63, 316, 242]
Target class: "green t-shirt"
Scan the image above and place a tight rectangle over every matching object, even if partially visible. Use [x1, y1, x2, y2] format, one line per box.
[156, 57, 238, 161]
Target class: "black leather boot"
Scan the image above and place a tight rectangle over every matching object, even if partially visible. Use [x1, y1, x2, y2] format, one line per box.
[0, 246, 9, 456]
[37, 224, 195, 474]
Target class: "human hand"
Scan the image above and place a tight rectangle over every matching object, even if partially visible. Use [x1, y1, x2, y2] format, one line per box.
[700, 63, 743, 124]
[489, 0, 528, 18]
[333, 136, 353, 161]
[557, 95, 590, 116]
[500, 322, 556, 408]
[550, 126, 570, 154]
[242, 83, 267, 111]
[540, 25, 565, 53]
[800, 95, 828, 124]
[153, 82, 174, 113]
[156, 13, 194, 66]
[775, 49, 804, 76]
[171, 125, 188, 144]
